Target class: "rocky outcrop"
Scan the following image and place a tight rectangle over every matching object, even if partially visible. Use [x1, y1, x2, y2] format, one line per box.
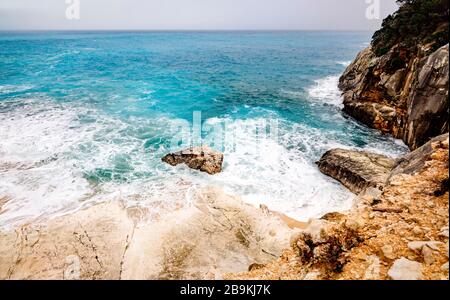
[405, 45, 449, 149]
[227, 134, 449, 280]
[0, 187, 293, 280]
[340, 44, 448, 150]
[162, 146, 223, 175]
[339, 0, 449, 150]
[389, 133, 449, 180]
[316, 149, 395, 194]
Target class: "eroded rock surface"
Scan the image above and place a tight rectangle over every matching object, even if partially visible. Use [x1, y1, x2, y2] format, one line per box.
[340, 42, 448, 151]
[162, 146, 224, 175]
[317, 149, 395, 194]
[121, 187, 293, 279]
[0, 202, 134, 280]
[0, 187, 293, 280]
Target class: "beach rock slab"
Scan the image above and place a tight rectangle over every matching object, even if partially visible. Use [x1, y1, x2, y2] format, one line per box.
[317, 149, 395, 194]
[388, 257, 422, 280]
[162, 146, 224, 175]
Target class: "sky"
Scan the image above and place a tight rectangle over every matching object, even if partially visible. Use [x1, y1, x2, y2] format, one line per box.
[0, 0, 399, 31]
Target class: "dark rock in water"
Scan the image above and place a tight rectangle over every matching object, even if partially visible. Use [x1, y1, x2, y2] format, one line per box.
[317, 149, 395, 194]
[162, 146, 224, 175]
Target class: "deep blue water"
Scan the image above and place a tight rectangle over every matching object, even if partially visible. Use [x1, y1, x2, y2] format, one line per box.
[0, 31, 408, 226]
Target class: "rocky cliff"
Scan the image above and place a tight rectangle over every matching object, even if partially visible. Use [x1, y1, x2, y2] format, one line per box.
[339, 0, 449, 150]
[227, 134, 449, 280]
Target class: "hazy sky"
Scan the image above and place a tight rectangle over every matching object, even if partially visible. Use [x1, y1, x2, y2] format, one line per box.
[0, 0, 399, 31]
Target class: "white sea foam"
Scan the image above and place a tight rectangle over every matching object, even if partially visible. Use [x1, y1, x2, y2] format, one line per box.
[0, 100, 94, 225]
[0, 84, 34, 94]
[0, 98, 205, 227]
[193, 117, 356, 221]
[336, 61, 351, 67]
[307, 75, 343, 108]
[0, 93, 408, 228]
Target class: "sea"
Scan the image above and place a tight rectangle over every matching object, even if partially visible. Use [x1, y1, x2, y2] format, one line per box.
[0, 31, 408, 228]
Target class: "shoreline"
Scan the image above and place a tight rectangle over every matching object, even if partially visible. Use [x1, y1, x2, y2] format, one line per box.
[0, 186, 303, 279]
[1, 134, 447, 280]
[226, 134, 449, 280]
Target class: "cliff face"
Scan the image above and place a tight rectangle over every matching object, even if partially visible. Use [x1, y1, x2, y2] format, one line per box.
[339, 0, 449, 150]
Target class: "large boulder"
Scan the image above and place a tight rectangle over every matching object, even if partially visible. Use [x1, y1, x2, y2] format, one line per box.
[162, 146, 224, 175]
[317, 149, 396, 194]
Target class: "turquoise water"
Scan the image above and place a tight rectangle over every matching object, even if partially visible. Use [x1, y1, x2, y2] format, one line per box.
[0, 31, 408, 226]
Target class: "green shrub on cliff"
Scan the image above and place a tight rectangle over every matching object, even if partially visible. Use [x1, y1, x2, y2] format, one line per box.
[372, 0, 449, 56]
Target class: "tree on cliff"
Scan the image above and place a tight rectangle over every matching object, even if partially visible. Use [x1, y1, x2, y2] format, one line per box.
[372, 0, 449, 56]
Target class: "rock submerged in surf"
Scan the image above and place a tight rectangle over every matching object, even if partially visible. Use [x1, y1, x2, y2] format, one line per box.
[162, 146, 224, 175]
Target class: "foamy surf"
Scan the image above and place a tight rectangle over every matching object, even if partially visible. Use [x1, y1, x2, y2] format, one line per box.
[0, 31, 409, 229]
[336, 61, 352, 67]
[307, 75, 344, 108]
[0, 87, 409, 229]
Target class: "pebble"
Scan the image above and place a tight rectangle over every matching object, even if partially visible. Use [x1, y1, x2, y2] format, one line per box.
[381, 245, 395, 260]
[441, 262, 449, 271]
[388, 257, 422, 280]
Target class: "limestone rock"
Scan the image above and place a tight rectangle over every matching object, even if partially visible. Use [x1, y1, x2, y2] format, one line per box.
[303, 271, 321, 280]
[405, 44, 449, 149]
[120, 187, 293, 279]
[0, 202, 134, 280]
[388, 257, 422, 280]
[162, 146, 224, 175]
[439, 227, 449, 238]
[0, 187, 293, 280]
[317, 149, 395, 194]
[407, 241, 443, 252]
[339, 42, 449, 150]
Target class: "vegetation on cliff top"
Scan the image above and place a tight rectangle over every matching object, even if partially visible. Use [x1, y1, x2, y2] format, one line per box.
[372, 0, 449, 56]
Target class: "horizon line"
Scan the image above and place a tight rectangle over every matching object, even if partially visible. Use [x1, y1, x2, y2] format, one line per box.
[0, 29, 374, 33]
